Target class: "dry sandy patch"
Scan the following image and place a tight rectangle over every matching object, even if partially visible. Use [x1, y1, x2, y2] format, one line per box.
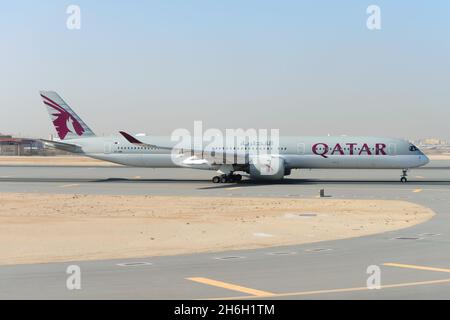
[427, 154, 450, 161]
[0, 156, 117, 166]
[0, 193, 434, 265]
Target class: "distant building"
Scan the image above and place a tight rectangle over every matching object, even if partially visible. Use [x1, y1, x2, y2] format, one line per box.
[422, 138, 442, 145]
[0, 135, 44, 156]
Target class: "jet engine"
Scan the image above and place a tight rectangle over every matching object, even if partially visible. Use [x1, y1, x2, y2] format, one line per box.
[248, 155, 287, 180]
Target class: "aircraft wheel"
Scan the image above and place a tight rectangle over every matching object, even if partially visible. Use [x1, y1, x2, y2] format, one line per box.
[400, 177, 408, 183]
[212, 176, 221, 183]
[220, 176, 229, 183]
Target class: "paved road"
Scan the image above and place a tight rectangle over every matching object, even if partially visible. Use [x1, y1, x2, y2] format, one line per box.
[0, 165, 450, 299]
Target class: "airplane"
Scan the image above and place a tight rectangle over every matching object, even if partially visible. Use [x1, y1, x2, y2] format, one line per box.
[39, 91, 430, 183]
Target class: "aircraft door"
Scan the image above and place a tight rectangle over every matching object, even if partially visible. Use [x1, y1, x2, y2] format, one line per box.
[104, 142, 112, 154]
[297, 143, 305, 155]
[388, 143, 397, 156]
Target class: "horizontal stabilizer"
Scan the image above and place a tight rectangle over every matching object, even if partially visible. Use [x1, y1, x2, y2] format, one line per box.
[40, 139, 82, 153]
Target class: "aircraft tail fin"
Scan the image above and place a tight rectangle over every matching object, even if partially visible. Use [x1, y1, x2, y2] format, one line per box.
[39, 91, 96, 140]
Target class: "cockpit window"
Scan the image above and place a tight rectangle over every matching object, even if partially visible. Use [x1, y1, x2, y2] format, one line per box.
[409, 145, 419, 152]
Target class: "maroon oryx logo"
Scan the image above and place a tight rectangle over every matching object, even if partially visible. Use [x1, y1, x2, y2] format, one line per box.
[41, 94, 85, 140]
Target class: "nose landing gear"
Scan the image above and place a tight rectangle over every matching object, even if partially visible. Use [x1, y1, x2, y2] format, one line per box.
[400, 169, 408, 183]
[212, 174, 242, 184]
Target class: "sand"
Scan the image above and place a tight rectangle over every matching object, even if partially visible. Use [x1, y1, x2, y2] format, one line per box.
[0, 156, 117, 166]
[0, 193, 434, 265]
[427, 154, 450, 161]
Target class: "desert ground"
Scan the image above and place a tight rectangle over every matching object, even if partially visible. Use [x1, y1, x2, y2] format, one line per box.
[0, 193, 434, 265]
[0, 156, 118, 166]
[427, 154, 450, 160]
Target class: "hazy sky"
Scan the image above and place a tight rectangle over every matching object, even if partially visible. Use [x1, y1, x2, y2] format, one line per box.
[1, 1, 449, 139]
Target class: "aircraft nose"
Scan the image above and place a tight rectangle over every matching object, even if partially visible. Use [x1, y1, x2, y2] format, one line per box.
[420, 154, 430, 166]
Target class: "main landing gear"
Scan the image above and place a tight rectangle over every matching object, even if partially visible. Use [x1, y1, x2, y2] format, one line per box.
[212, 174, 243, 184]
[400, 169, 408, 183]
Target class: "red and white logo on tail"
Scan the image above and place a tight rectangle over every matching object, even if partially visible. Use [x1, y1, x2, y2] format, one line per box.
[40, 91, 95, 140]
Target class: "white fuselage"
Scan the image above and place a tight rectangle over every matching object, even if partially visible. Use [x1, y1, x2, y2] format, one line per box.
[62, 135, 429, 171]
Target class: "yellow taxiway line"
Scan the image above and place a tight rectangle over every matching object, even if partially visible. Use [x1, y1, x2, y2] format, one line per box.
[412, 189, 423, 193]
[192, 262, 450, 300]
[187, 277, 274, 297]
[202, 277, 450, 300]
[383, 263, 450, 273]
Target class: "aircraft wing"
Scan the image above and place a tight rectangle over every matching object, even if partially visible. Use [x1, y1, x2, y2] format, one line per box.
[119, 131, 249, 166]
[119, 131, 172, 150]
